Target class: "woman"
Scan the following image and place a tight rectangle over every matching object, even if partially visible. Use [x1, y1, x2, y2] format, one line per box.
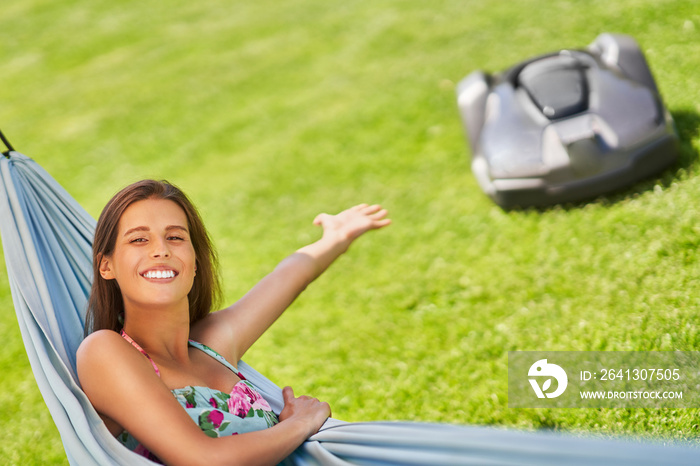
[77, 180, 390, 465]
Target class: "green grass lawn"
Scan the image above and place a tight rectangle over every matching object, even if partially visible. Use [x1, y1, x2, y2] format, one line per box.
[1, 0, 700, 463]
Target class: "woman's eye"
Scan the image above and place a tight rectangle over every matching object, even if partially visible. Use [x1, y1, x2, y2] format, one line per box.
[167, 236, 185, 241]
[130, 238, 147, 243]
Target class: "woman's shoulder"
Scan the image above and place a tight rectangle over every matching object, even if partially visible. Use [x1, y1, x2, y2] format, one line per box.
[77, 329, 148, 377]
[78, 329, 125, 358]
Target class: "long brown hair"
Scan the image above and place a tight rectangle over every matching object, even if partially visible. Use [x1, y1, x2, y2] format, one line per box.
[85, 180, 221, 335]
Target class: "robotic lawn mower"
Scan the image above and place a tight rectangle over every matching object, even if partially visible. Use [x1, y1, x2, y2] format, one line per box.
[457, 33, 679, 208]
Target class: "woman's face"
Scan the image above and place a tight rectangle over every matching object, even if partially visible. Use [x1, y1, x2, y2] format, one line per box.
[99, 198, 196, 313]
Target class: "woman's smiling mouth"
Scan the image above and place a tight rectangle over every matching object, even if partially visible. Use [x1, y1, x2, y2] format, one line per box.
[141, 269, 178, 280]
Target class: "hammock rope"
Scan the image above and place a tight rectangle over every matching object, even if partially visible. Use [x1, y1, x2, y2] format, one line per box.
[1, 151, 698, 465]
[1, 127, 15, 156]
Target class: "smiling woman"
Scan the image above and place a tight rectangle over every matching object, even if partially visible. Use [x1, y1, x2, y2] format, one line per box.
[84, 180, 220, 335]
[99, 199, 197, 320]
[76, 179, 391, 465]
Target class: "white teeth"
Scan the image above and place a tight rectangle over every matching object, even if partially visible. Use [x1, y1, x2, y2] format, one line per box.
[143, 270, 175, 279]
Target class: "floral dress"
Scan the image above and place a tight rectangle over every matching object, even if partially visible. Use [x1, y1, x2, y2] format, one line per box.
[118, 331, 278, 462]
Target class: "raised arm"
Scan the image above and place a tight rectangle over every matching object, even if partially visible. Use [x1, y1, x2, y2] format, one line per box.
[196, 204, 391, 361]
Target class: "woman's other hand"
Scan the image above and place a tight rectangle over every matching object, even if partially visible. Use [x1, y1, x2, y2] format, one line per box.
[279, 386, 331, 437]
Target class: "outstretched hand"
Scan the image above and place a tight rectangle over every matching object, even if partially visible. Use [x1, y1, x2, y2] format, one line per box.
[313, 203, 391, 244]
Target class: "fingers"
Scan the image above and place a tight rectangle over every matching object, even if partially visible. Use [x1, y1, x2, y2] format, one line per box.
[315, 205, 390, 221]
[369, 208, 388, 220]
[283, 386, 324, 407]
[348, 203, 390, 221]
[321, 400, 332, 419]
[313, 203, 392, 236]
[279, 386, 331, 430]
[373, 217, 392, 228]
[347, 204, 386, 213]
[282, 386, 295, 403]
[362, 205, 391, 228]
[356, 203, 380, 214]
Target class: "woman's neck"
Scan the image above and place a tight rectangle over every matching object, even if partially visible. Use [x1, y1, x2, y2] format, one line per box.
[121, 301, 192, 363]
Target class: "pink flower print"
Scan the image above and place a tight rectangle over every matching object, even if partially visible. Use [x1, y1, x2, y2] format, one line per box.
[186, 401, 195, 408]
[228, 381, 273, 415]
[251, 395, 271, 411]
[207, 410, 224, 429]
[239, 383, 257, 399]
[134, 444, 162, 463]
[209, 397, 218, 408]
[134, 444, 150, 456]
[239, 381, 272, 411]
[228, 395, 252, 418]
[228, 383, 253, 418]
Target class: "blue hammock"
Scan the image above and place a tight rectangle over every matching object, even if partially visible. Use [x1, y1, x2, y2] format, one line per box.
[1, 150, 698, 465]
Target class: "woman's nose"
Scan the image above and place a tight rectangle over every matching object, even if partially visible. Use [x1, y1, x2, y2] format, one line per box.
[150, 238, 171, 258]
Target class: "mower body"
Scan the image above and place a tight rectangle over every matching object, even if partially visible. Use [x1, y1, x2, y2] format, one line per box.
[457, 33, 678, 208]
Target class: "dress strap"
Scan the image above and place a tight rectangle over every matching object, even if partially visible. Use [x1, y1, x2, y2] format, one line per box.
[120, 330, 161, 377]
[187, 340, 246, 380]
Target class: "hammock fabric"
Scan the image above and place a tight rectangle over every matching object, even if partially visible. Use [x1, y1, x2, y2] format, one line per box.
[1, 151, 698, 465]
